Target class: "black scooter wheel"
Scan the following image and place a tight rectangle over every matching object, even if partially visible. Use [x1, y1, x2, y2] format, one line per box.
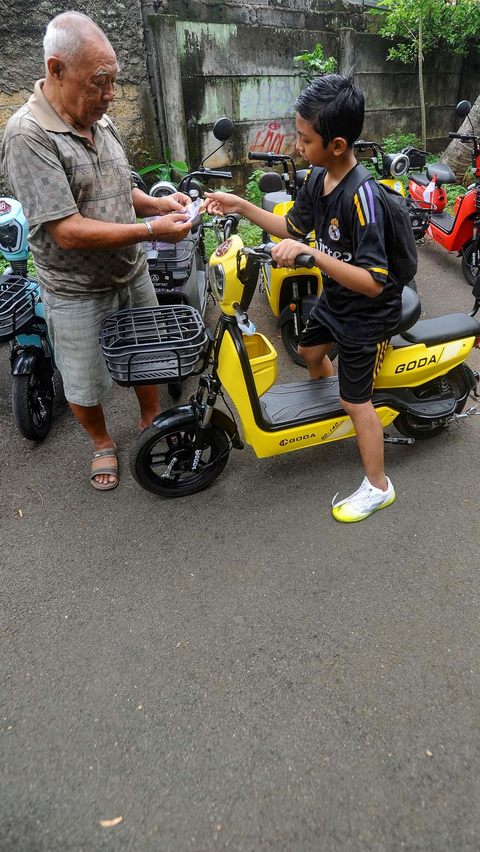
[461, 241, 479, 287]
[129, 415, 230, 497]
[281, 319, 338, 367]
[12, 373, 53, 440]
[394, 366, 470, 439]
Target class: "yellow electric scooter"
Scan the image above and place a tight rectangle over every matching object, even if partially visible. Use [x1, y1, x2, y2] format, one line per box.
[124, 236, 480, 498]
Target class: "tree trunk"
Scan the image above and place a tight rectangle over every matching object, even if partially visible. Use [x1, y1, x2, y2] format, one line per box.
[440, 93, 480, 183]
[418, 15, 427, 150]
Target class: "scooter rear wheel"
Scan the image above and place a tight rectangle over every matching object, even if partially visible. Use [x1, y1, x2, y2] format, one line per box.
[129, 415, 230, 497]
[394, 366, 470, 439]
[12, 372, 53, 440]
[461, 241, 480, 287]
[281, 319, 339, 367]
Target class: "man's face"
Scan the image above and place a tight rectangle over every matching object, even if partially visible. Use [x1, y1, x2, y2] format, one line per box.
[59, 35, 118, 128]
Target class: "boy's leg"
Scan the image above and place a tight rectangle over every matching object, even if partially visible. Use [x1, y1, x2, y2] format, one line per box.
[332, 338, 395, 522]
[339, 398, 386, 491]
[298, 342, 334, 378]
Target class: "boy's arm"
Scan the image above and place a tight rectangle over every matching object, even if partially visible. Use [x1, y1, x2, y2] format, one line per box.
[272, 240, 383, 297]
[205, 192, 291, 240]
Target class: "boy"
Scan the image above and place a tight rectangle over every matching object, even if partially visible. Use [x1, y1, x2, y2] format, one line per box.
[206, 74, 402, 522]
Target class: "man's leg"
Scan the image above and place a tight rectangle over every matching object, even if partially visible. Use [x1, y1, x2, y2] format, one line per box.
[135, 385, 161, 432]
[298, 342, 334, 379]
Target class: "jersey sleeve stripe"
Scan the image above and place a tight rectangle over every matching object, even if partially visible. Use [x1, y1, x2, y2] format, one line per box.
[286, 215, 307, 236]
[369, 267, 388, 276]
[364, 180, 376, 223]
[353, 194, 365, 226]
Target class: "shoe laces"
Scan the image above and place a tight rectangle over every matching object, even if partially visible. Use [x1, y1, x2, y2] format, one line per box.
[332, 477, 377, 510]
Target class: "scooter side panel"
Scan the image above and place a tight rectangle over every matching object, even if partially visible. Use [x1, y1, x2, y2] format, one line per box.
[216, 331, 398, 458]
[427, 191, 476, 250]
[375, 338, 476, 388]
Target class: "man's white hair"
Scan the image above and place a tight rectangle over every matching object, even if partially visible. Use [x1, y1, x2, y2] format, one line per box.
[43, 11, 113, 69]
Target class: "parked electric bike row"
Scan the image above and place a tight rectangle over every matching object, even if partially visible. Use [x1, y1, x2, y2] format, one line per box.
[94, 233, 480, 498]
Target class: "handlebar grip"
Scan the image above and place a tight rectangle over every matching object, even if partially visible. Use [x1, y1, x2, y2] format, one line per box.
[208, 170, 232, 179]
[248, 151, 275, 161]
[295, 254, 316, 269]
[448, 132, 464, 139]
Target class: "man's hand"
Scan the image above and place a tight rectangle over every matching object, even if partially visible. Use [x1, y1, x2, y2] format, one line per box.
[154, 192, 191, 215]
[271, 239, 314, 268]
[205, 191, 243, 216]
[149, 212, 192, 243]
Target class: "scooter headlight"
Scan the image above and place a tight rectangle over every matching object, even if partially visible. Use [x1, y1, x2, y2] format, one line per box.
[0, 220, 22, 253]
[209, 262, 225, 300]
[384, 153, 410, 178]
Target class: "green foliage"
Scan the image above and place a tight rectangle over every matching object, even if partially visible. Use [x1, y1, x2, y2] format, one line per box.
[138, 146, 188, 183]
[293, 43, 338, 84]
[374, 0, 480, 64]
[245, 169, 266, 207]
[445, 184, 465, 213]
[0, 255, 36, 275]
[381, 129, 421, 154]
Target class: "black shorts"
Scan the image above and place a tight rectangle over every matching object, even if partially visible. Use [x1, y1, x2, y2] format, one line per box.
[299, 314, 389, 404]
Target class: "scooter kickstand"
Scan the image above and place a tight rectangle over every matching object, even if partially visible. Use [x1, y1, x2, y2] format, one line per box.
[383, 433, 415, 445]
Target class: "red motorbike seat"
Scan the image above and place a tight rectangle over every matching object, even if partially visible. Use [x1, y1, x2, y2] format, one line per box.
[425, 163, 457, 186]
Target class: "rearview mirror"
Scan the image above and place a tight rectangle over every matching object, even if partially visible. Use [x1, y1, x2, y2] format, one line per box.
[213, 117, 234, 142]
[456, 100, 471, 119]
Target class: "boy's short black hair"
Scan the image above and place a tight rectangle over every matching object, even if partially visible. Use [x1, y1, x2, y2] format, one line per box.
[295, 74, 364, 148]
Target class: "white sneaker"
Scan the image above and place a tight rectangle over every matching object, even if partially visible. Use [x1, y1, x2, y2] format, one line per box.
[331, 476, 396, 523]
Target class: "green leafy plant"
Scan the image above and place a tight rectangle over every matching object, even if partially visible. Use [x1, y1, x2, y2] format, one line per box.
[294, 43, 338, 84]
[373, 0, 480, 149]
[138, 146, 188, 183]
[245, 169, 266, 207]
[381, 130, 421, 154]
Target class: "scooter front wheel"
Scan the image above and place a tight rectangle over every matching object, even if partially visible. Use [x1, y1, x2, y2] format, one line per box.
[129, 414, 230, 497]
[281, 319, 339, 367]
[461, 241, 480, 286]
[12, 373, 53, 440]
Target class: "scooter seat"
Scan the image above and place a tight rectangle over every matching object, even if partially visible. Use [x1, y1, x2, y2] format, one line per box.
[425, 163, 457, 186]
[389, 285, 422, 335]
[401, 313, 480, 346]
[262, 191, 292, 213]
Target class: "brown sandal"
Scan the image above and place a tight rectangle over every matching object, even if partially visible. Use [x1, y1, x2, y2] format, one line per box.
[90, 447, 119, 491]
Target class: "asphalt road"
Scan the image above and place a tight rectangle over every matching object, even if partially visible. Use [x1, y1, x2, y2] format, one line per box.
[1, 238, 480, 852]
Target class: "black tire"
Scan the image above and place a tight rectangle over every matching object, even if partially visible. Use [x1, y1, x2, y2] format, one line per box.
[281, 318, 339, 367]
[168, 382, 182, 399]
[461, 241, 480, 287]
[129, 415, 230, 497]
[12, 372, 53, 440]
[394, 366, 470, 439]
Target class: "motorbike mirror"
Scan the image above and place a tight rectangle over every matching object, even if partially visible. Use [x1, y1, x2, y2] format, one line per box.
[456, 100, 471, 118]
[258, 172, 283, 193]
[213, 117, 234, 142]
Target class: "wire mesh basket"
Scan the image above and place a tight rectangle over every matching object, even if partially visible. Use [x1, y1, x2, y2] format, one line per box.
[100, 304, 207, 387]
[0, 273, 40, 342]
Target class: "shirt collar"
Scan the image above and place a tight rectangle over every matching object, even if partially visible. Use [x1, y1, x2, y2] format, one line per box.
[28, 79, 109, 132]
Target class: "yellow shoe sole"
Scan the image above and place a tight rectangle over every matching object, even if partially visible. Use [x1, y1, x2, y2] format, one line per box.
[332, 491, 396, 523]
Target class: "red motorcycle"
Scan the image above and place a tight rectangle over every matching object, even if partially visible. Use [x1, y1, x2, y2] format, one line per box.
[408, 100, 480, 286]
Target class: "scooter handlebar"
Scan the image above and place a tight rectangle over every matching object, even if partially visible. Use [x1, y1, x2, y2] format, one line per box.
[261, 242, 316, 269]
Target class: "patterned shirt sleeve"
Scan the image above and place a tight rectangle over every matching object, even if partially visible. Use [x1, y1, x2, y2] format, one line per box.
[2, 118, 78, 228]
[350, 180, 389, 285]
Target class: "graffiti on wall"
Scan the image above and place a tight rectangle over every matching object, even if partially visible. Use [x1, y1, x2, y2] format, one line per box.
[249, 121, 297, 156]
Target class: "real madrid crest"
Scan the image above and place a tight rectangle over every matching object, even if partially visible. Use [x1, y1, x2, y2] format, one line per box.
[329, 218, 340, 241]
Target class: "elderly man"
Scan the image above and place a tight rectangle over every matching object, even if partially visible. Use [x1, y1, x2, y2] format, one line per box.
[1, 11, 192, 490]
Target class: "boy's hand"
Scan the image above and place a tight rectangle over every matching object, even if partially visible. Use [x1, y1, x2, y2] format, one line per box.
[205, 191, 243, 216]
[271, 239, 314, 268]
